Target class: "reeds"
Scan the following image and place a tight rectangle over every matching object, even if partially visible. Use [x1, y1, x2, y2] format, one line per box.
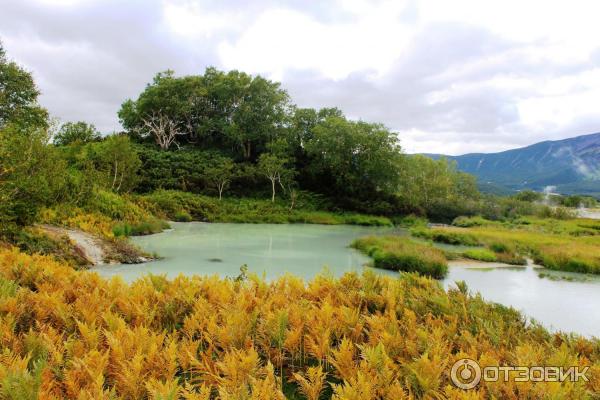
[413, 217, 600, 273]
[352, 236, 449, 278]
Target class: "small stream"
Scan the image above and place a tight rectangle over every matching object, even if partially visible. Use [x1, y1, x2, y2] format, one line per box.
[96, 222, 600, 337]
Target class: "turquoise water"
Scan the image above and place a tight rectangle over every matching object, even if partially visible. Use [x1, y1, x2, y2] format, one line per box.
[95, 222, 600, 337]
[96, 222, 399, 281]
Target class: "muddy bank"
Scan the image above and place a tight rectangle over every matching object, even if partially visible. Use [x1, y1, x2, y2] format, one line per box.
[39, 225, 151, 266]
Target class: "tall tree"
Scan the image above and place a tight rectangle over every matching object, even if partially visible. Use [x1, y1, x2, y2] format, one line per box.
[305, 116, 402, 198]
[0, 125, 65, 230]
[0, 41, 64, 231]
[118, 71, 204, 143]
[118, 68, 290, 160]
[54, 121, 101, 146]
[0, 41, 48, 130]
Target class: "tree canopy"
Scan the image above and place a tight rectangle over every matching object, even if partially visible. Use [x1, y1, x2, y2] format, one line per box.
[0, 39, 483, 225]
[54, 121, 101, 146]
[0, 41, 47, 130]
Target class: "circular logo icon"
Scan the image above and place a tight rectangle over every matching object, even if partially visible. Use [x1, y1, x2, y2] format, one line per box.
[450, 358, 481, 389]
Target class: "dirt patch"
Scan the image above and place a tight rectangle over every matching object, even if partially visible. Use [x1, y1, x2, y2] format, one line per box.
[40, 225, 108, 265]
[39, 224, 154, 265]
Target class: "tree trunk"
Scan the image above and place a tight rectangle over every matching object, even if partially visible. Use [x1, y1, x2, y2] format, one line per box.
[271, 178, 276, 202]
[111, 160, 119, 190]
[243, 141, 251, 159]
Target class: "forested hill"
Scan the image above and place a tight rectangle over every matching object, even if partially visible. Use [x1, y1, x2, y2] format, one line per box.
[426, 132, 600, 197]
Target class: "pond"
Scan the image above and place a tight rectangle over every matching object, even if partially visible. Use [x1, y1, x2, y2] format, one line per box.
[96, 222, 600, 337]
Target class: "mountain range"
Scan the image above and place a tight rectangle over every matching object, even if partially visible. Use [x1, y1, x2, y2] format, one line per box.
[425, 132, 600, 197]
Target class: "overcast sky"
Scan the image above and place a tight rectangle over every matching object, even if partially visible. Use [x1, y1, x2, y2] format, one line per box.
[2, 0, 600, 154]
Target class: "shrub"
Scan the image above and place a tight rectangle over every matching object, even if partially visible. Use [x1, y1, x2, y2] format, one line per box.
[173, 211, 193, 222]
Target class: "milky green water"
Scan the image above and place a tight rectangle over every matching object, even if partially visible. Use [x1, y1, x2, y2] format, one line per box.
[96, 222, 600, 337]
[97, 222, 400, 281]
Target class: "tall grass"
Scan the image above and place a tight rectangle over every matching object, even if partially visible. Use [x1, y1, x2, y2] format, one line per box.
[414, 216, 600, 273]
[352, 235, 448, 278]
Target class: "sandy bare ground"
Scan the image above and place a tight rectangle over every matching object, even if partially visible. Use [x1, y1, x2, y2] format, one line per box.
[579, 208, 600, 220]
[39, 225, 106, 265]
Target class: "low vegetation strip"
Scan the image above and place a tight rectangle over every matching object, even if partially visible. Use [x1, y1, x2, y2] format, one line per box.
[412, 216, 600, 274]
[138, 190, 393, 226]
[351, 235, 448, 278]
[0, 249, 598, 399]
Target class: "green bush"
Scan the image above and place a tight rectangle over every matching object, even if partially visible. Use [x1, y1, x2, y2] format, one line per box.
[488, 242, 509, 253]
[173, 211, 193, 222]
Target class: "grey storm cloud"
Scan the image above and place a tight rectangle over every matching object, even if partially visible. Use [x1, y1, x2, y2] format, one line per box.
[1, 0, 600, 154]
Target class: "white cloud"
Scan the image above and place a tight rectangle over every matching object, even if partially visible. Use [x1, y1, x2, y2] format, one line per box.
[2, 0, 600, 154]
[218, 2, 412, 81]
[162, 0, 242, 37]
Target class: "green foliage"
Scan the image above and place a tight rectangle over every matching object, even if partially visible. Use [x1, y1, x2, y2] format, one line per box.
[173, 210, 192, 222]
[411, 228, 481, 246]
[134, 144, 216, 193]
[558, 194, 598, 208]
[0, 41, 48, 130]
[513, 190, 543, 202]
[397, 155, 480, 220]
[452, 215, 493, 227]
[119, 68, 289, 159]
[0, 125, 67, 231]
[257, 152, 292, 202]
[536, 206, 577, 220]
[83, 135, 141, 193]
[352, 236, 448, 278]
[84, 190, 168, 237]
[305, 116, 402, 199]
[203, 155, 235, 200]
[419, 218, 600, 273]
[463, 248, 497, 262]
[139, 190, 392, 226]
[53, 121, 100, 146]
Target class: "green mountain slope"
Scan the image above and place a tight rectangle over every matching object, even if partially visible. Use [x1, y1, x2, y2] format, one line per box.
[425, 132, 600, 196]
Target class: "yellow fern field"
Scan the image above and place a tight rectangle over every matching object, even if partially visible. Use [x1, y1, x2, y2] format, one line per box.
[0, 248, 598, 399]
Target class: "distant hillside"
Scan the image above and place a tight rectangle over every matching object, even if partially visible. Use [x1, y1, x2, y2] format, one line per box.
[425, 132, 600, 197]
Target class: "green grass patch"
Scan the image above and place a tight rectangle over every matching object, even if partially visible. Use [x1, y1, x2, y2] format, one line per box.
[463, 248, 497, 262]
[411, 228, 480, 246]
[414, 218, 600, 274]
[352, 235, 448, 278]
